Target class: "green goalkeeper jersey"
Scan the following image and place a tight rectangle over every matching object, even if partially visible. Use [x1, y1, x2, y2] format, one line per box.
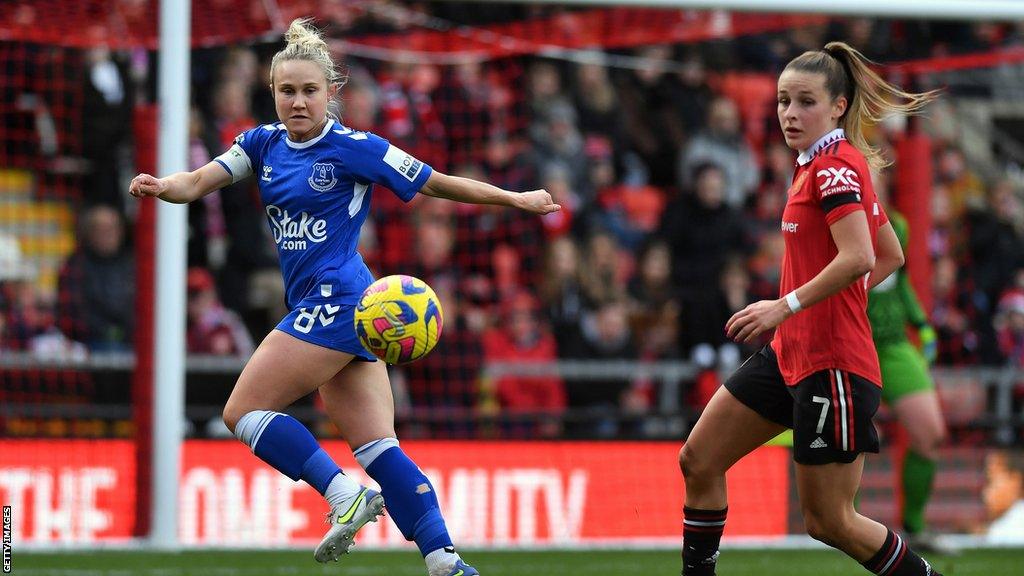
[867, 211, 929, 346]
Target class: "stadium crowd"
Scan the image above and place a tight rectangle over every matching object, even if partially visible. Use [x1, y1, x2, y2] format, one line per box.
[3, 6, 1024, 439]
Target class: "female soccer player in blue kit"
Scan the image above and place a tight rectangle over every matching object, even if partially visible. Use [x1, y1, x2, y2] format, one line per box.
[677, 42, 944, 576]
[130, 18, 558, 576]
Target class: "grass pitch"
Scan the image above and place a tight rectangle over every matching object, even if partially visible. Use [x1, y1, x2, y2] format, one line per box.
[15, 548, 1024, 575]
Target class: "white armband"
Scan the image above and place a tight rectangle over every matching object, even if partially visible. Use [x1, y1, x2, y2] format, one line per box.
[213, 144, 253, 183]
[785, 291, 803, 314]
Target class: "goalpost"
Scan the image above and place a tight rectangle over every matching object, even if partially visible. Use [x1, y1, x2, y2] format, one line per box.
[150, 0, 190, 551]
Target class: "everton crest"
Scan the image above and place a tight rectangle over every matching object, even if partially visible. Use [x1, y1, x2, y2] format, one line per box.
[308, 162, 338, 192]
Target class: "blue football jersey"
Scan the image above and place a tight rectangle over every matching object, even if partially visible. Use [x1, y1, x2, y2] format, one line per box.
[214, 119, 432, 309]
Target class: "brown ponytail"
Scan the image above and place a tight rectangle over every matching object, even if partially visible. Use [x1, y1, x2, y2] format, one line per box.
[785, 41, 939, 169]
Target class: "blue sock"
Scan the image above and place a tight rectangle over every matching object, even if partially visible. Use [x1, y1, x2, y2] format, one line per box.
[356, 438, 452, 556]
[234, 410, 340, 494]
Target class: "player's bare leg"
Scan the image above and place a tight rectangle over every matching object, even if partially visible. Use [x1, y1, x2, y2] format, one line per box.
[319, 359, 397, 448]
[894, 391, 946, 466]
[325, 359, 475, 576]
[893, 390, 955, 554]
[222, 330, 381, 563]
[679, 385, 786, 575]
[680, 385, 788, 508]
[797, 457, 943, 575]
[223, 329, 351, 430]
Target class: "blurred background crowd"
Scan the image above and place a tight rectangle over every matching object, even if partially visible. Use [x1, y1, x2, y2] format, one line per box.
[3, 2, 1024, 441]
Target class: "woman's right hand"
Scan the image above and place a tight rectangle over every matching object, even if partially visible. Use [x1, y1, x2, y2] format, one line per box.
[129, 173, 167, 199]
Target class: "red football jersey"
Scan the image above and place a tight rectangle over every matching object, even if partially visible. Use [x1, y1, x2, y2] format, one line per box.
[771, 129, 887, 386]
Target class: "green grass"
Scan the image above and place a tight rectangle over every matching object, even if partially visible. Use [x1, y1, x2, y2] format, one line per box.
[14, 548, 1024, 575]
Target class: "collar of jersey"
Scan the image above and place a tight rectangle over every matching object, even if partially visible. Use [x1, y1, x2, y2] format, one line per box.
[797, 128, 846, 166]
[285, 119, 335, 149]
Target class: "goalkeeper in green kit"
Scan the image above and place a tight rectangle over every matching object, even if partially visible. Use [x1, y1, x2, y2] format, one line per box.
[867, 211, 955, 555]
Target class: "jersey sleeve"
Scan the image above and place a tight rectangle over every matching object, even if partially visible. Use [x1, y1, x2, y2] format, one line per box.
[812, 155, 866, 225]
[344, 131, 433, 202]
[876, 200, 890, 228]
[213, 126, 263, 183]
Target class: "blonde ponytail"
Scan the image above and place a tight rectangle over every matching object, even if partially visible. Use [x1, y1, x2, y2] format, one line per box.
[786, 41, 939, 169]
[270, 18, 344, 87]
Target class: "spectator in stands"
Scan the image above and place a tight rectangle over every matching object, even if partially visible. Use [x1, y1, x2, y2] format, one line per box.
[678, 255, 752, 373]
[615, 44, 686, 187]
[82, 46, 133, 212]
[481, 290, 565, 438]
[212, 79, 255, 151]
[483, 133, 534, 193]
[0, 236, 44, 351]
[560, 298, 642, 438]
[437, 60, 509, 167]
[5, 280, 57, 356]
[936, 144, 985, 221]
[983, 450, 1024, 544]
[525, 60, 570, 127]
[187, 107, 227, 269]
[627, 239, 679, 360]
[571, 55, 626, 157]
[931, 255, 981, 365]
[186, 267, 254, 356]
[341, 75, 381, 132]
[220, 47, 260, 93]
[376, 62, 417, 142]
[994, 290, 1024, 367]
[408, 196, 458, 275]
[828, 18, 890, 60]
[408, 64, 448, 170]
[578, 228, 629, 310]
[964, 178, 1024, 362]
[0, 234, 86, 358]
[57, 205, 134, 352]
[540, 236, 587, 354]
[587, 136, 667, 251]
[529, 99, 589, 200]
[658, 162, 752, 299]
[672, 47, 715, 137]
[929, 183, 959, 261]
[677, 96, 759, 210]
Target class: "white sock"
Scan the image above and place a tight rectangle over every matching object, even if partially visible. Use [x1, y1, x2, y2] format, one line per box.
[324, 472, 363, 509]
[425, 547, 460, 576]
[354, 437, 400, 469]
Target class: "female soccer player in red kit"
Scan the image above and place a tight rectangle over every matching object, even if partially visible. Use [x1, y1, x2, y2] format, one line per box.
[678, 42, 944, 576]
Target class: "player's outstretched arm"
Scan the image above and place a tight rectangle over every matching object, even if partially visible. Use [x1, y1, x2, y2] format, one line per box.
[129, 161, 233, 204]
[419, 171, 561, 215]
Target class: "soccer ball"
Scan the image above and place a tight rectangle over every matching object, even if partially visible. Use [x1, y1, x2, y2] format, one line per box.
[354, 274, 444, 364]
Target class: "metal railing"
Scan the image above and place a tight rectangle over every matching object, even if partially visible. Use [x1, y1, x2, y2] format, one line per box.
[1, 351, 1022, 441]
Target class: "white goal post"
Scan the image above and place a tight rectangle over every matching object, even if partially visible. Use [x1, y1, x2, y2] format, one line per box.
[152, 0, 190, 551]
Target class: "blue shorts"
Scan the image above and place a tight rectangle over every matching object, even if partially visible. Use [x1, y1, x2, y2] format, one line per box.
[275, 295, 377, 362]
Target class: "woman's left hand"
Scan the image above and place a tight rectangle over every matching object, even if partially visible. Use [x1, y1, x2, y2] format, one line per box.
[517, 190, 561, 214]
[725, 299, 791, 343]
